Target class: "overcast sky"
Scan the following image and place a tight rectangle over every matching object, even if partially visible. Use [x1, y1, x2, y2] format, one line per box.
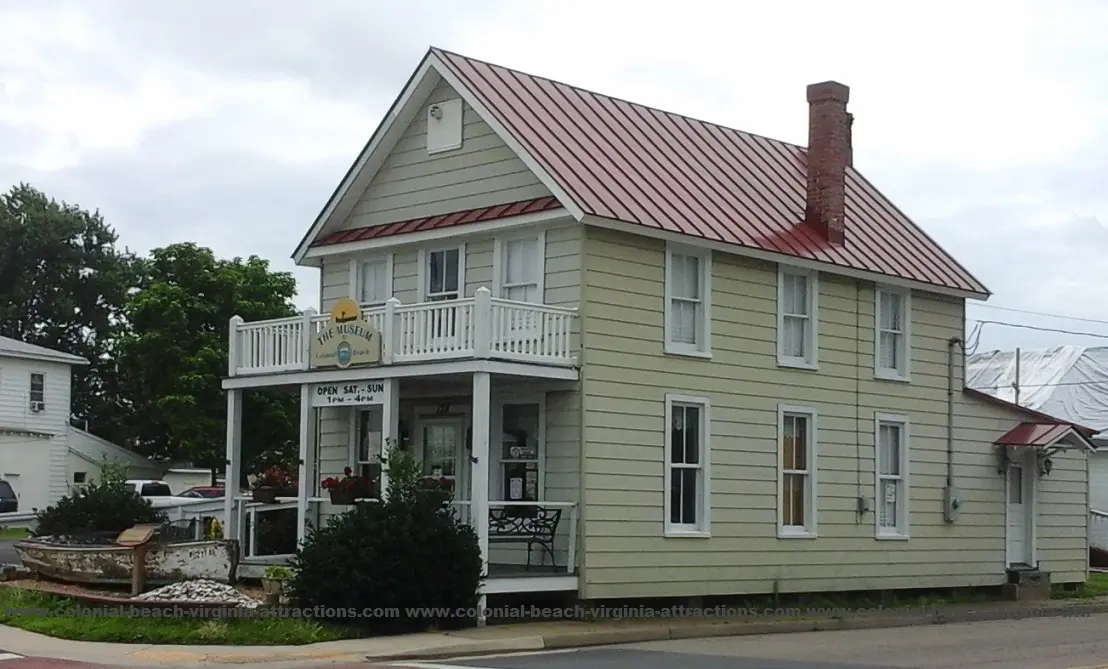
[2, 0, 1106, 356]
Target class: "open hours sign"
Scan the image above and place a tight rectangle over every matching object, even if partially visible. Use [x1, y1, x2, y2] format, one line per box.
[311, 381, 386, 407]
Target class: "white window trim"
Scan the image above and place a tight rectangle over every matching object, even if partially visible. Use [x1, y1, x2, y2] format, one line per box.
[777, 404, 818, 539]
[874, 287, 912, 382]
[491, 393, 546, 502]
[663, 393, 711, 538]
[349, 254, 394, 306]
[492, 230, 546, 302]
[776, 266, 819, 370]
[874, 412, 910, 540]
[663, 244, 712, 359]
[417, 244, 467, 302]
[28, 372, 45, 409]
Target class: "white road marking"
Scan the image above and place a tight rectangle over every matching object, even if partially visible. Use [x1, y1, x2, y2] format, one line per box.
[392, 649, 582, 668]
[393, 664, 488, 669]
[0, 652, 22, 661]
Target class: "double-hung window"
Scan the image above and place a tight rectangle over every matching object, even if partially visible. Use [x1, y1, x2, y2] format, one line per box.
[664, 245, 711, 357]
[777, 267, 818, 368]
[352, 408, 383, 497]
[355, 256, 392, 305]
[664, 394, 711, 536]
[29, 373, 44, 411]
[495, 233, 544, 303]
[778, 405, 817, 538]
[420, 245, 465, 338]
[875, 288, 911, 381]
[875, 413, 910, 539]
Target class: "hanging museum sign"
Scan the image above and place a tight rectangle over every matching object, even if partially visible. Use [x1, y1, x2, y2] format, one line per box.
[310, 297, 381, 369]
[311, 381, 386, 407]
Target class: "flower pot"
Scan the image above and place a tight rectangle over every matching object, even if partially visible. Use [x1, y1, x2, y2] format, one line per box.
[328, 489, 357, 505]
[278, 487, 297, 499]
[252, 487, 279, 504]
[261, 578, 285, 596]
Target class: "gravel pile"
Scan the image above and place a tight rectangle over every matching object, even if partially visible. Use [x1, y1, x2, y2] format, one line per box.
[134, 579, 261, 608]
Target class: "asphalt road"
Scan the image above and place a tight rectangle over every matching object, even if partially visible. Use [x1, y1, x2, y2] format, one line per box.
[356, 613, 1108, 669]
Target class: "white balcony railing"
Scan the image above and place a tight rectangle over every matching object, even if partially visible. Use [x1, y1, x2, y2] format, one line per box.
[228, 287, 577, 376]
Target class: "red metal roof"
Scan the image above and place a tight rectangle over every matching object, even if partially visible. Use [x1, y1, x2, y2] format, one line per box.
[995, 422, 1076, 448]
[432, 48, 989, 296]
[314, 196, 561, 247]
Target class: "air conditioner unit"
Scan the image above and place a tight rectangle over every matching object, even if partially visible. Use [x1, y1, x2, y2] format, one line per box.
[29, 401, 44, 413]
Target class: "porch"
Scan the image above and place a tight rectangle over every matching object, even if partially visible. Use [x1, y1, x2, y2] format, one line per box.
[220, 373, 580, 598]
[228, 287, 577, 377]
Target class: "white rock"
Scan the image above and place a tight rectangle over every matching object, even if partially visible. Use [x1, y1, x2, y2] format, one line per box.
[133, 579, 261, 608]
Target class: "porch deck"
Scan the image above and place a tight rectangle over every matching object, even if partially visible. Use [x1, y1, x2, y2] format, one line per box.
[228, 289, 577, 377]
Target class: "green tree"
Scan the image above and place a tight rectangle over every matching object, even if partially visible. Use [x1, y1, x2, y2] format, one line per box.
[117, 243, 299, 482]
[0, 184, 136, 443]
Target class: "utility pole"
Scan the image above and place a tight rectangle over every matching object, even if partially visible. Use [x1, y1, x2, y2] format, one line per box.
[1013, 347, 1021, 406]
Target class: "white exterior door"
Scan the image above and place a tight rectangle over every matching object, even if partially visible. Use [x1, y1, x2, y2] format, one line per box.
[416, 417, 469, 502]
[1006, 456, 1034, 566]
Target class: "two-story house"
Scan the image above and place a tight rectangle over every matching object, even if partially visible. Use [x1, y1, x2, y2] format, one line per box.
[0, 337, 154, 512]
[219, 48, 1097, 607]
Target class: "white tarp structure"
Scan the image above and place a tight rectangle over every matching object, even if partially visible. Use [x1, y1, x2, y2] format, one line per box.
[966, 345, 1108, 433]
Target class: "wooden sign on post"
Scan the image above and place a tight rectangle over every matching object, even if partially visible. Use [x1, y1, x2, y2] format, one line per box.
[116, 524, 160, 596]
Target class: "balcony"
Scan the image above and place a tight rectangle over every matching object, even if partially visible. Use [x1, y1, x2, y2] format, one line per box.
[227, 287, 578, 377]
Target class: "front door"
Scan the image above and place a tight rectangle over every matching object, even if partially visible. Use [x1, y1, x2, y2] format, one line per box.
[416, 417, 469, 503]
[1006, 456, 1034, 567]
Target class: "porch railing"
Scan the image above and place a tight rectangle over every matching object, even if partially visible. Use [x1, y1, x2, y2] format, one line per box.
[451, 500, 578, 575]
[228, 287, 577, 376]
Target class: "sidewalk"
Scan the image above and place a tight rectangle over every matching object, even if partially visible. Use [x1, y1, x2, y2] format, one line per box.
[1, 596, 1107, 666]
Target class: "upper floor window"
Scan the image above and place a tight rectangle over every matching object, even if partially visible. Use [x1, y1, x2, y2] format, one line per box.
[875, 412, 910, 540]
[777, 267, 818, 369]
[778, 405, 818, 539]
[664, 245, 711, 357]
[495, 233, 544, 303]
[875, 288, 911, 381]
[357, 256, 392, 305]
[422, 246, 464, 302]
[29, 373, 44, 411]
[664, 393, 711, 537]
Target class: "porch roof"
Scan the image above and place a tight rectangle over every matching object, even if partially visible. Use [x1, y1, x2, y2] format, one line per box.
[312, 196, 562, 247]
[994, 422, 1097, 452]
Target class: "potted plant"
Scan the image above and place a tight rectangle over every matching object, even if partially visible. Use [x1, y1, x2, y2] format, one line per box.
[261, 566, 292, 605]
[251, 465, 296, 504]
[321, 468, 373, 505]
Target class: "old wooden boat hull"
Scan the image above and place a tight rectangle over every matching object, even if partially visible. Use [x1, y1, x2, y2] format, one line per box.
[14, 539, 238, 586]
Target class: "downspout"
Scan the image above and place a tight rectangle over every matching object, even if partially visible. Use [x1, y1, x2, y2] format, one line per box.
[945, 337, 965, 523]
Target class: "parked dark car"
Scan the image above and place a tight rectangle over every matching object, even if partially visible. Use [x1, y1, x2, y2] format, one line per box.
[0, 480, 18, 513]
[179, 486, 224, 499]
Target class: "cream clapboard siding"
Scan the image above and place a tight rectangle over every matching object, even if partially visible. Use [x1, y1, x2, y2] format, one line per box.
[343, 78, 550, 230]
[579, 226, 1086, 600]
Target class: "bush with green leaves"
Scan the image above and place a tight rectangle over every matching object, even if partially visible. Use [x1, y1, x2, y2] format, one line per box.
[289, 440, 482, 634]
[34, 462, 166, 537]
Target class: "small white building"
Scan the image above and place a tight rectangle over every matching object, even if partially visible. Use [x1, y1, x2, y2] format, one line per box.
[0, 337, 155, 512]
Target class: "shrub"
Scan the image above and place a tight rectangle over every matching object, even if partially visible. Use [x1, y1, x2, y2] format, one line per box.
[289, 439, 482, 634]
[34, 463, 166, 536]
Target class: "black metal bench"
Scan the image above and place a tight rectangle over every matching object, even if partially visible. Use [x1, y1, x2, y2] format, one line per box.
[488, 506, 561, 570]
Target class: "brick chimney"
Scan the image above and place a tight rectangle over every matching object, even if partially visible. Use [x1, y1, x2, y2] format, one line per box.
[805, 81, 852, 245]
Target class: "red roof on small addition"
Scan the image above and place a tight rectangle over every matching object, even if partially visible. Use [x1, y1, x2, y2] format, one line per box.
[430, 48, 989, 296]
[314, 196, 561, 247]
[995, 422, 1075, 448]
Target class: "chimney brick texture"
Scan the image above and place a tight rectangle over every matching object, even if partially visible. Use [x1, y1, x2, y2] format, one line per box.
[805, 81, 851, 245]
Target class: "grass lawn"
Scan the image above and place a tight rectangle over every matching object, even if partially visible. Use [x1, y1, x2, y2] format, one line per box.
[1053, 572, 1108, 599]
[0, 586, 365, 645]
[0, 528, 30, 540]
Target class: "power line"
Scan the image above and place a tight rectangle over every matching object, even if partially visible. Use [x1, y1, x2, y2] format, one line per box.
[973, 303, 1108, 326]
[968, 319, 1108, 341]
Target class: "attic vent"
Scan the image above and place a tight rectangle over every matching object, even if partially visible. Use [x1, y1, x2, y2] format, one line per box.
[426, 98, 463, 154]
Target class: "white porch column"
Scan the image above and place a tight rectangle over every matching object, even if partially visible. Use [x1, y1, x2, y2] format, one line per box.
[296, 383, 315, 544]
[470, 371, 491, 622]
[223, 389, 243, 545]
[380, 378, 400, 497]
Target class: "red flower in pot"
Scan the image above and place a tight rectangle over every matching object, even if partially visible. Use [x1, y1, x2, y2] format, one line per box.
[322, 467, 374, 504]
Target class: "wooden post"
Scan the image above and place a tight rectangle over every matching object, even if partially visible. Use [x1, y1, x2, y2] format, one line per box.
[224, 389, 243, 552]
[470, 371, 491, 626]
[131, 544, 148, 596]
[1013, 347, 1021, 406]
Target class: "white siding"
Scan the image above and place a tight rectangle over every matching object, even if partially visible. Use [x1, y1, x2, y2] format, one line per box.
[0, 356, 73, 505]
